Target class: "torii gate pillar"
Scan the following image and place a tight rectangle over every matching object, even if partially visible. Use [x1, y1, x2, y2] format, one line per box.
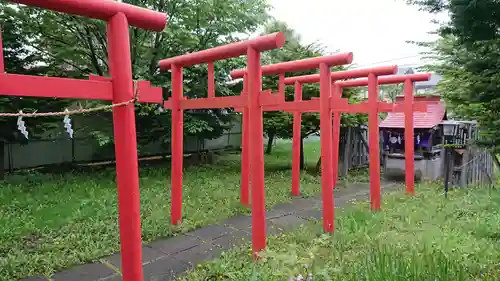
[107, 13, 143, 280]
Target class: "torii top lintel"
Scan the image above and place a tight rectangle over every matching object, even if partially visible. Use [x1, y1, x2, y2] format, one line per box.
[9, 0, 167, 31]
[336, 73, 431, 88]
[283, 65, 398, 85]
[229, 52, 354, 78]
[158, 32, 286, 70]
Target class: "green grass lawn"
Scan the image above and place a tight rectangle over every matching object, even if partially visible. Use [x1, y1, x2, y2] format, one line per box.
[183, 183, 500, 281]
[0, 140, 353, 280]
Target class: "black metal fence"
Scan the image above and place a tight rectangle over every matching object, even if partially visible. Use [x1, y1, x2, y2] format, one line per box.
[2, 131, 242, 171]
[3, 123, 375, 174]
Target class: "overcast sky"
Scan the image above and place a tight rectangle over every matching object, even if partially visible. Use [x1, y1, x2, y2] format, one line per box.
[266, 0, 448, 68]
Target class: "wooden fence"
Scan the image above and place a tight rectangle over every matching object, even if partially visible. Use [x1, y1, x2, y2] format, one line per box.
[447, 122, 498, 188]
[338, 126, 370, 177]
[451, 146, 498, 187]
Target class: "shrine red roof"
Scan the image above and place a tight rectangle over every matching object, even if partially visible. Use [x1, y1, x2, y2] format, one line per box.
[379, 95, 446, 129]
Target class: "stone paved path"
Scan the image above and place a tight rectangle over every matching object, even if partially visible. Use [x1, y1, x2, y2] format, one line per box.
[20, 182, 401, 281]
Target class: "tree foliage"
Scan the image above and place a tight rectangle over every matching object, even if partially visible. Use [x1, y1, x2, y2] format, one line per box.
[0, 5, 73, 143]
[408, 0, 500, 151]
[258, 20, 365, 153]
[1, 0, 270, 147]
[0, 5, 76, 179]
[380, 84, 403, 102]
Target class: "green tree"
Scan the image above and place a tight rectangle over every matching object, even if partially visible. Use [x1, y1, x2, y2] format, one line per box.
[257, 20, 365, 169]
[260, 20, 323, 155]
[380, 84, 403, 102]
[407, 0, 500, 152]
[0, 5, 72, 180]
[3, 0, 270, 152]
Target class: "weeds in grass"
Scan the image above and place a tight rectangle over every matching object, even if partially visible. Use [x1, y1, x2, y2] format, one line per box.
[183, 183, 500, 281]
[0, 142, 324, 280]
[339, 166, 370, 184]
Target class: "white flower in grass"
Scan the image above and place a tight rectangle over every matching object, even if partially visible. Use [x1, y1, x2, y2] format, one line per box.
[289, 273, 313, 280]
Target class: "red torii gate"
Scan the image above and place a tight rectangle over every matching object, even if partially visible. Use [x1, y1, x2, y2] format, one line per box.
[335, 73, 431, 198]
[3, 1, 167, 281]
[279, 66, 398, 195]
[284, 73, 429, 210]
[232, 65, 401, 232]
[233, 68, 430, 228]
[233, 56, 392, 233]
[230, 53, 354, 206]
[232, 65, 397, 194]
[159, 33, 288, 254]
[161, 49, 355, 253]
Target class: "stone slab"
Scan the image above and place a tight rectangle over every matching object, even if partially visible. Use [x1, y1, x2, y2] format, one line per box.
[173, 242, 222, 268]
[222, 215, 252, 230]
[187, 224, 235, 242]
[289, 197, 318, 210]
[242, 219, 282, 236]
[142, 256, 190, 281]
[269, 215, 306, 231]
[18, 277, 48, 281]
[147, 234, 200, 256]
[100, 274, 122, 281]
[52, 262, 116, 281]
[104, 245, 167, 270]
[268, 202, 297, 216]
[212, 230, 251, 250]
[295, 209, 322, 220]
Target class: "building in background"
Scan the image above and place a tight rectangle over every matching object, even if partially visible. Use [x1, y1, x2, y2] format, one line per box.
[415, 73, 443, 95]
